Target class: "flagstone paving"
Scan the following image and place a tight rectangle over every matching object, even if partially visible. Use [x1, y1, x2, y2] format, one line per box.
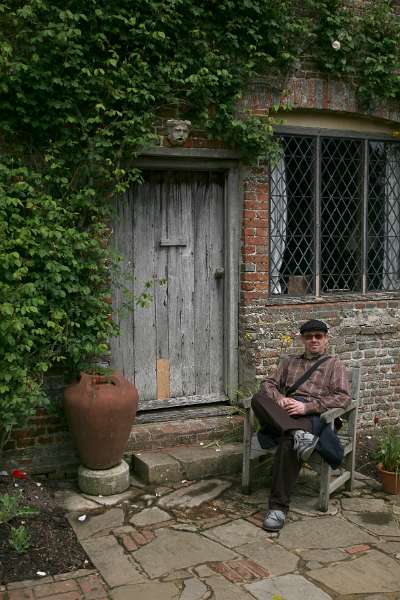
[2, 472, 400, 599]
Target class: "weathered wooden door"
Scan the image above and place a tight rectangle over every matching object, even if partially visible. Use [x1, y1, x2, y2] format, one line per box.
[112, 170, 226, 410]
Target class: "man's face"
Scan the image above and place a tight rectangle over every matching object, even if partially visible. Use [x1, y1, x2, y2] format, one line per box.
[301, 331, 328, 355]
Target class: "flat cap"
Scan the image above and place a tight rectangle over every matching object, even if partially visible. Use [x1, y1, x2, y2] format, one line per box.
[299, 319, 329, 334]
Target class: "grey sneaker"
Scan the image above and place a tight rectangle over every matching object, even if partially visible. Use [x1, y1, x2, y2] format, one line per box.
[292, 429, 319, 462]
[262, 509, 286, 531]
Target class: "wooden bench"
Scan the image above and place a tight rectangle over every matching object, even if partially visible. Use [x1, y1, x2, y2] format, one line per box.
[239, 365, 361, 512]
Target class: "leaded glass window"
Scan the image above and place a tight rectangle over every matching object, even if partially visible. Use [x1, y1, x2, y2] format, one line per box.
[269, 133, 400, 296]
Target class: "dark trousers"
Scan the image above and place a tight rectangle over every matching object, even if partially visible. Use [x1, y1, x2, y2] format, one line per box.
[251, 390, 313, 513]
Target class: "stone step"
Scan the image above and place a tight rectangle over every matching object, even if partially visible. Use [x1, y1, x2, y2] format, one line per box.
[131, 442, 243, 485]
[127, 415, 243, 454]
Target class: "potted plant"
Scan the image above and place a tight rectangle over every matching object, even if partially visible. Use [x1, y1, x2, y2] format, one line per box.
[375, 424, 400, 494]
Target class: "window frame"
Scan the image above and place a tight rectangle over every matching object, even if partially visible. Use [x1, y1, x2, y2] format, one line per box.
[270, 125, 400, 298]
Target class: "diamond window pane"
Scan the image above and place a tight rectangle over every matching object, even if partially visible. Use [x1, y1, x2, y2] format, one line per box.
[320, 138, 362, 293]
[269, 134, 400, 298]
[368, 142, 400, 291]
[269, 136, 315, 296]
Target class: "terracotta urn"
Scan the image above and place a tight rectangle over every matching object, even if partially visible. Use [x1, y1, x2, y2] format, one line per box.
[377, 463, 400, 495]
[64, 371, 138, 470]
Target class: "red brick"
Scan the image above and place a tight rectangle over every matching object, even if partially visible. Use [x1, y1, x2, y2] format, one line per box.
[242, 272, 266, 282]
[40, 594, 81, 600]
[232, 562, 257, 580]
[77, 574, 107, 599]
[34, 580, 79, 598]
[241, 560, 270, 578]
[209, 562, 243, 583]
[117, 533, 138, 552]
[345, 544, 370, 555]
[131, 530, 148, 546]
[246, 512, 264, 527]
[6, 590, 35, 600]
[241, 283, 256, 292]
[141, 530, 155, 543]
[209, 559, 270, 583]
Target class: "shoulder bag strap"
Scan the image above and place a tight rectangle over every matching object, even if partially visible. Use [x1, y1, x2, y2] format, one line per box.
[285, 355, 330, 397]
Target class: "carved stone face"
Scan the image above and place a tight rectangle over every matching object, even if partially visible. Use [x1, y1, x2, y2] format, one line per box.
[166, 119, 191, 145]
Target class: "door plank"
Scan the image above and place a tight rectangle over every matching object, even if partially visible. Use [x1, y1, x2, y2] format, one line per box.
[111, 191, 135, 383]
[166, 176, 184, 397]
[154, 176, 169, 364]
[194, 175, 211, 395]
[179, 177, 196, 397]
[209, 174, 225, 393]
[132, 180, 157, 400]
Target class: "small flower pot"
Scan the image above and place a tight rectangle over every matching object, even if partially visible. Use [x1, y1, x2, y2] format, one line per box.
[377, 463, 400, 495]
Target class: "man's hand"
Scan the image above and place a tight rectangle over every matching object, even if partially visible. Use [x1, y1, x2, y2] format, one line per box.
[276, 397, 290, 409]
[282, 398, 307, 416]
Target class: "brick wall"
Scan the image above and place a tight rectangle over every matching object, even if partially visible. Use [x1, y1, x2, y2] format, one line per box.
[239, 301, 400, 429]
[238, 73, 400, 430]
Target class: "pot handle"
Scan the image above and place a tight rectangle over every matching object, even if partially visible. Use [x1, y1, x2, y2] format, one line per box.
[79, 371, 124, 388]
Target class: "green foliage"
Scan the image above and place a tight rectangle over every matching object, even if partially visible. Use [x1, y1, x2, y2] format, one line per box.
[0, 492, 38, 524]
[0, 0, 399, 451]
[0, 160, 116, 446]
[9, 525, 31, 554]
[313, 0, 400, 108]
[375, 425, 400, 473]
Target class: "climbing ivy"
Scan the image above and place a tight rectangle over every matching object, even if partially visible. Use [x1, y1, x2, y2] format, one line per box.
[0, 0, 399, 452]
[313, 0, 400, 109]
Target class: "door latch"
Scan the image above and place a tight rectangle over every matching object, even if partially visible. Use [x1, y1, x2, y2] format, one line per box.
[214, 267, 225, 279]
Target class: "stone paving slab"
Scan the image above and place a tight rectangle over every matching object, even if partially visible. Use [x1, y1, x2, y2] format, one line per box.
[375, 540, 400, 555]
[278, 516, 376, 549]
[82, 488, 143, 507]
[68, 508, 124, 541]
[299, 548, 347, 563]
[290, 494, 340, 516]
[81, 535, 146, 588]
[308, 549, 400, 595]
[158, 478, 231, 509]
[54, 490, 100, 513]
[203, 518, 268, 548]
[237, 540, 299, 576]
[206, 575, 255, 599]
[244, 573, 333, 600]
[180, 578, 210, 600]
[133, 528, 239, 578]
[341, 497, 389, 512]
[111, 581, 179, 600]
[345, 510, 400, 537]
[129, 507, 171, 527]
[110, 581, 180, 600]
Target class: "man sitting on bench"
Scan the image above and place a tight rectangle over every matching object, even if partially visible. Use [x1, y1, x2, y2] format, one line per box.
[251, 319, 350, 532]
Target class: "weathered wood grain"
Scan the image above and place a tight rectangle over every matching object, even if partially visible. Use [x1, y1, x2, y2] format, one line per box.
[113, 170, 226, 409]
[132, 178, 157, 400]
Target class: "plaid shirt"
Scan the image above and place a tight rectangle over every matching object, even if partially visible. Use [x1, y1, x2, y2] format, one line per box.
[261, 353, 351, 415]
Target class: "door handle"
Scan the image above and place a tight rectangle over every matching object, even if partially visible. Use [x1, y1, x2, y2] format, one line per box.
[214, 267, 225, 279]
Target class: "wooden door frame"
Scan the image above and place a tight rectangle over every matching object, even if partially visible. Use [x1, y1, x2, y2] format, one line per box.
[130, 147, 242, 402]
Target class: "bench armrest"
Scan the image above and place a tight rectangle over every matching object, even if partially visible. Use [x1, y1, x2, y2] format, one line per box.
[320, 400, 358, 423]
[238, 396, 253, 410]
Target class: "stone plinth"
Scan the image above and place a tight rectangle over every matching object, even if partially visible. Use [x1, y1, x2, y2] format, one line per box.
[78, 460, 130, 496]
